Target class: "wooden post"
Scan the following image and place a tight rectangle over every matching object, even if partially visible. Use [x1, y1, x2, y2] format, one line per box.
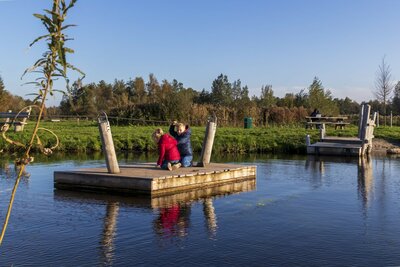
[366, 111, 377, 155]
[98, 112, 120, 173]
[305, 135, 311, 146]
[390, 111, 393, 127]
[0, 110, 12, 132]
[359, 105, 372, 155]
[359, 104, 370, 141]
[319, 123, 326, 140]
[357, 104, 364, 139]
[197, 115, 217, 167]
[5, 110, 11, 126]
[15, 106, 32, 132]
[376, 112, 379, 127]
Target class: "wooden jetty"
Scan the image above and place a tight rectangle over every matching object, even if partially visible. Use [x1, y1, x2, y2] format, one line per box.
[54, 163, 256, 196]
[306, 104, 376, 156]
[54, 114, 256, 195]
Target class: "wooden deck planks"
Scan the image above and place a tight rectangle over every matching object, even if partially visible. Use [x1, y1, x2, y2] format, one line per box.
[54, 163, 257, 196]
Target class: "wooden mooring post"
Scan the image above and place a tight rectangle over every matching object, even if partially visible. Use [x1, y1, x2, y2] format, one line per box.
[98, 112, 120, 174]
[197, 115, 217, 167]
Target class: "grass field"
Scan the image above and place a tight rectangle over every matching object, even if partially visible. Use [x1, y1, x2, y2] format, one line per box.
[0, 120, 398, 154]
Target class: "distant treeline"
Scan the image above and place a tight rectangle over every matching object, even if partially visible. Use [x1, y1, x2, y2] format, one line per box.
[2, 74, 400, 126]
[0, 76, 35, 113]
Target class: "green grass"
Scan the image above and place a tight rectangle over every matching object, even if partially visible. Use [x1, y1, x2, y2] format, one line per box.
[0, 120, 398, 154]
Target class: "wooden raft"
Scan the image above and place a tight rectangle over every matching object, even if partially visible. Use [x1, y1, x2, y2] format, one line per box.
[306, 104, 376, 156]
[54, 163, 256, 196]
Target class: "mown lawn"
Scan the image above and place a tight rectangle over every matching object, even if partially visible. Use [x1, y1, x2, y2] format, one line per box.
[0, 120, 398, 154]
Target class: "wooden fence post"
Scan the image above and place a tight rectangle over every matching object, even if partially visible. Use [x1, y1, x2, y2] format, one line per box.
[98, 112, 120, 174]
[376, 112, 379, 127]
[197, 115, 217, 167]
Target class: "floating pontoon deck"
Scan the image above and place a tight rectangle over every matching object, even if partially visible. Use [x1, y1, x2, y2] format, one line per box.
[54, 163, 256, 196]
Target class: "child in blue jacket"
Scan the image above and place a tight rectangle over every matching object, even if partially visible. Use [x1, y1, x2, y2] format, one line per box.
[169, 121, 193, 167]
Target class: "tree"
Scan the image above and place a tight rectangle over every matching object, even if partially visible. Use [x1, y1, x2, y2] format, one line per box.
[96, 80, 113, 112]
[211, 74, 232, 106]
[112, 79, 129, 108]
[128, 76, 146, 104]
[294, 89, 307, 107]
[146, 73, 161, 103]
[374, 56, 393, 125]
[277, 93, 295, 108]
[255, 84, 276, 126]
[307, 77, 339, 115]
[391, 81, 400, 115]
[0, 76, 4, 92]
[194, 89, 212, 104]
[0, 76, 8, 109]
[259, 85, 276, 108]
[334, 97, 360, 115]
[231, 79, 242, 102]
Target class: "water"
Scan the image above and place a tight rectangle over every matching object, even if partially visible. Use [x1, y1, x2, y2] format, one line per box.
[1, 153, 400, 266]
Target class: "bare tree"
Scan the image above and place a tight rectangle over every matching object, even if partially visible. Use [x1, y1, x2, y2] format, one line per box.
[374, 56, 393, 126]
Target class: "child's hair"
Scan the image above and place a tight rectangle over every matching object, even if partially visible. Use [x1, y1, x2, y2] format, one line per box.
[176, 123, 185, 132]
[152, 128, 163, 143]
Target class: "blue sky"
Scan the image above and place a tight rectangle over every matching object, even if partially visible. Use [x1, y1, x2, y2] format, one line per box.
[1, 0, 400, 106]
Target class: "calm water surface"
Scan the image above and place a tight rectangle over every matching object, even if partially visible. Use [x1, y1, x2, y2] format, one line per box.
[1, 153, 400, 266]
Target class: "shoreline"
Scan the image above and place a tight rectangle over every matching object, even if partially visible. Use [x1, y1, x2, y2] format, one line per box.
[373, 138, 400, 154]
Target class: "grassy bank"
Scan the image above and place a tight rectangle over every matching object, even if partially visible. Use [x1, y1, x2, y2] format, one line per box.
[0, 120, 398, 154]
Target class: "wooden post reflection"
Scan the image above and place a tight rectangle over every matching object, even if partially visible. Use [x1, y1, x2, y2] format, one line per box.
[357, 157, 373, 212]
[203, 198, 217, 238]
[101, 202, 119, 266]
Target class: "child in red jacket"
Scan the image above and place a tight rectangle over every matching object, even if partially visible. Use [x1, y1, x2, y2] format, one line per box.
[152, 128, 181, 170]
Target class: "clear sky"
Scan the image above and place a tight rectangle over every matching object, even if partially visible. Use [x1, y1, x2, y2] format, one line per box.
[1, 0, 400, 106]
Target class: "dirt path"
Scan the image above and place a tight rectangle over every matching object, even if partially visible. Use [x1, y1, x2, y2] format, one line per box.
[373, 138, 400, 154]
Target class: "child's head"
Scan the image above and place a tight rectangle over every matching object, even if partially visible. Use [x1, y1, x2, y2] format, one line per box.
[176, 123, 185, 135]
[152, 128, 163, 143]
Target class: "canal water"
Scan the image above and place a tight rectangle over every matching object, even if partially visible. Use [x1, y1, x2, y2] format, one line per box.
[1, 153, 400, 266]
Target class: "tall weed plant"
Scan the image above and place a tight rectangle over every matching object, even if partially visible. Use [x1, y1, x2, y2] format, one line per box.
[0, 0, 83, 245]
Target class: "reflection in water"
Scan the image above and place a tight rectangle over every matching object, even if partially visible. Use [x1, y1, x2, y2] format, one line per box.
[357, 157, 373, 214]
[203, 198, 217, 239]
[54, 178, 256, 261]
[305, 155, 375, 214]
[0, 160, 31, 180]
[154, 203, 191, 241]
[304, 156, 325, 188]
[153, 197, 219, 242]
[100, 202, 119, 266]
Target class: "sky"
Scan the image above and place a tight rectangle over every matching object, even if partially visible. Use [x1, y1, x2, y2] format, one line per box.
[1, 0, 400, 107]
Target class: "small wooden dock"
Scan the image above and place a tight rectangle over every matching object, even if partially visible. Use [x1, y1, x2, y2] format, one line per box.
[54, 163, 256, 196]
[306, 104, 376, 156]
[306, 137, 366, 156]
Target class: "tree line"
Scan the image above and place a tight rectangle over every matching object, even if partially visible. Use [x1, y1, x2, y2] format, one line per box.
[0, 76, 35, 113]
[1, 73, 400, 127]
[57, 74, 358, 126]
